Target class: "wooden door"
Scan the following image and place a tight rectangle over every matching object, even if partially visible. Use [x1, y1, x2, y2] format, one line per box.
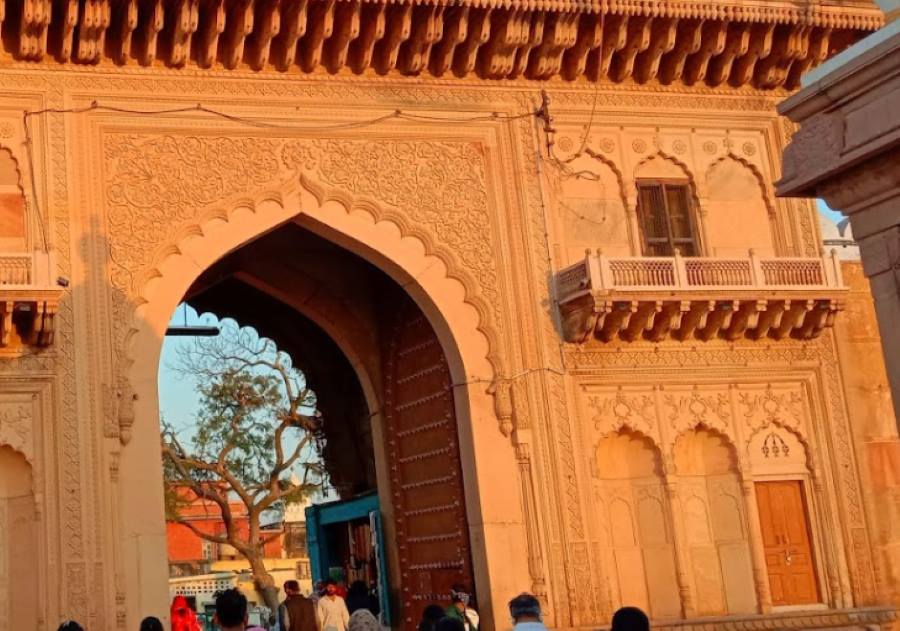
[384, 300, 474, 630]
[755, 481, 819, 605]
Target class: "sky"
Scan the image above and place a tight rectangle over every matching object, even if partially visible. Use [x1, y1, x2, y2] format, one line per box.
[158, 304, 222, 432]
[158, 304, 334, 502]
[817, 199, 842, 224]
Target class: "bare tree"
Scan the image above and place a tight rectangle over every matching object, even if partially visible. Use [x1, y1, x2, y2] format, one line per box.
[162, 322, 324, 619]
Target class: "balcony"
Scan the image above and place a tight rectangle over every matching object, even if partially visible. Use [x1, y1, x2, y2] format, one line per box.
[557, 250, 846, 343]
[0, 252, 62, 348]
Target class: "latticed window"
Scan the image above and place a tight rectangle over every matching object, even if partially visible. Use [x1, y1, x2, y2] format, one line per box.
[636, 182, 699, 256]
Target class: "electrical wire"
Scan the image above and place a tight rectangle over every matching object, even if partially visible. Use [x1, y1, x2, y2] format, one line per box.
[21, 95, 607, 264]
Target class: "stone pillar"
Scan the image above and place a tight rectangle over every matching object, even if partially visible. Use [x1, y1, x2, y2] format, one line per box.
[662, 464, 696, 618]
[739, 475, 774, 613]
[777, 26, 900, 425]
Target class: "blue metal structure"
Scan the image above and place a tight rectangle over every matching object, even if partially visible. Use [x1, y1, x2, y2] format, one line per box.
[305, 492, 391, 625]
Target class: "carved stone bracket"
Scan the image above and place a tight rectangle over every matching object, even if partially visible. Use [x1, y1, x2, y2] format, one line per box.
[562, 296, 842, 343]
[557, 251, 846, 343]
[0, 0, 880, 87]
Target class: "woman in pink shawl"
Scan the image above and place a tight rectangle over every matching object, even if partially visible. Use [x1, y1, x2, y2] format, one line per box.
[171, 595, 202, 631]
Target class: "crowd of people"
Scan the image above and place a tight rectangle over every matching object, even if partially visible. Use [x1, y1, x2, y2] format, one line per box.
[53, 581, 652, 631]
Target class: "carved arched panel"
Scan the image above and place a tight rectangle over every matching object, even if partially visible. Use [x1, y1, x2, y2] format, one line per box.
[705, 156, 774, 256]
[0, 446, 37, 631]
[748, 424, 809, 475]
[594, 430, 679, 619]
[674, 428, 756, 616]
[557, 154, 630, 263]
[0, 148, 27, 253]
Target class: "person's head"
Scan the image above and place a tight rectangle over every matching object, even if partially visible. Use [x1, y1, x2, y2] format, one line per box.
[140, 616, 164, 631]
[436, 617, 466, 631]
[284, 580, 301, 597]
[214, 588, 249, 630]
[449, 584, 470, 608]
[508, 593, 542, 624]
[57, 622, 84, 631]
[348, 609, 380, 631]
[611, 607, 650, 631]
[172, 594, 192, 613]
[324, 578, 338, 596]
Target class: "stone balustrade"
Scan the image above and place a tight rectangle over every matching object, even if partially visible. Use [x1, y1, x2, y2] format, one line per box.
[0, 251, 62, 348]
[557, 250, 846, 343]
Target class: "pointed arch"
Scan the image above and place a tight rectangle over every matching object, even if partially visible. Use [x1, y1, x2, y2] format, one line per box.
[118, 170, 528, 630]
[671, 423, 740, 475]
[633, 150, 702, 206]
[0, 146, 29, 251]
[705, 152, 775, 217]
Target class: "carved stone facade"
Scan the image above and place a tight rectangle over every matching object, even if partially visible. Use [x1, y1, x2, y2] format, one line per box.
[0, 2, 896, 630]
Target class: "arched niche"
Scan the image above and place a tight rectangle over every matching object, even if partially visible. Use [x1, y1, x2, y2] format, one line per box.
[747, 424, 809, 476]
[634, 154, 695, 183]
[674, 428, 756, 616]
[0, 149, 27, 252]
[704, 157, 775, 257]
[557, 154, 630, 263]
[595, 429, 681, 620]
[0, 445, 38, 630]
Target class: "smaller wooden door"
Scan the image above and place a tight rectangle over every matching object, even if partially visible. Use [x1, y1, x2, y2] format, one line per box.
[755, 481, 819, 606]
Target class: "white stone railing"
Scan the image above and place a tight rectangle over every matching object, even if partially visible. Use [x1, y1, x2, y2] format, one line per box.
[0, 251, 58, 288]
[556, 250, 846, 343]
[557, 250, 843, 299]
[0, 254, 34, 286]
[0, 251, 61, 347]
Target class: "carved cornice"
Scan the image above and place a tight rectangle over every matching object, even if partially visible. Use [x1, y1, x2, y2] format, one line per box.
[0, 0, 881, 89]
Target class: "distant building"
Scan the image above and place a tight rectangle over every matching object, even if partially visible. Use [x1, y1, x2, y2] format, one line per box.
[819, 214, 861, 261]
[166, 489, 311, 592]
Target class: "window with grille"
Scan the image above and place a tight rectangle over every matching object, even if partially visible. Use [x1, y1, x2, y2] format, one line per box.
[636, 182, 699, 256]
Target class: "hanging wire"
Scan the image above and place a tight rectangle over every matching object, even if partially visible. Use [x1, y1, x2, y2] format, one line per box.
[21, 93, 611, 256]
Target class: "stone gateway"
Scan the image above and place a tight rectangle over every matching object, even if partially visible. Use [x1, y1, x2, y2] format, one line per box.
[0, 1, 897, 630]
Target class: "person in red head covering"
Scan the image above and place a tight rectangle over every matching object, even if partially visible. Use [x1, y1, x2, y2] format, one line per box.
[171, 595, 202, 631]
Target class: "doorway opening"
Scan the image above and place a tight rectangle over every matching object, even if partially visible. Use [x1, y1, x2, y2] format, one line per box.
[157, 222, 476, 629]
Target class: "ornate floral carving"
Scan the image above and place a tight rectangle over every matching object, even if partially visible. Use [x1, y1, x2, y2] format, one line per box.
[760, 431, 791, 459]
[663, 389, 731, 442]
[587, 389, 656, 439]
[632, 139, 648, 154]
[737, 383, 804, 434]
[672, 140, 687, 155]
[103, 135, 283, 290]
[0, 403, 32, 460]
[598, 138, 615, 154]
[702, 141, 718, 155]
[741, 141, 757, 157]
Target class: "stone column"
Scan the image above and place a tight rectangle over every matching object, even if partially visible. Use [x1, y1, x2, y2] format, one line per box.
[662, 462, 696, 618]
[739, 474, 774, 613]
[777, 26, 900, 424]
[512, 433, 549, 609]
